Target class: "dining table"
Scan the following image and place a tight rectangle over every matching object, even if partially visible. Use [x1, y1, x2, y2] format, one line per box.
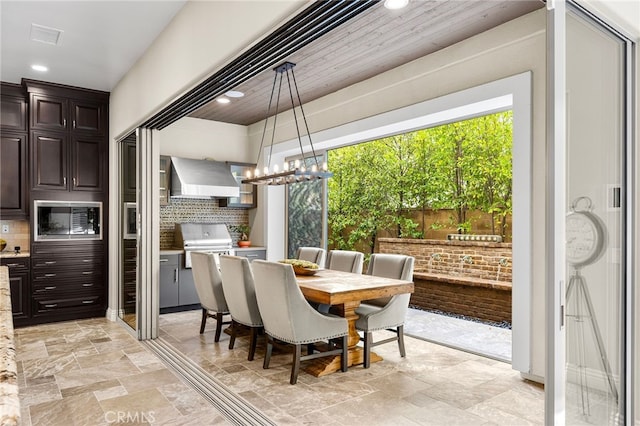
[296, 268, 414, 376]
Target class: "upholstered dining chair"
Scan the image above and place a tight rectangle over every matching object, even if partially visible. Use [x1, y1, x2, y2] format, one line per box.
[219, 255, 263, 361]
[295, 247, 326, 268]
[251, 260, 349, 384]
[190, 252, 231, 342]
[325, 250, 364, 274]
[355, 253, 415, 368]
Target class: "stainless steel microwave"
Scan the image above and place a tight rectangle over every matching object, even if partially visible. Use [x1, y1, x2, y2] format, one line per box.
[34, 200, 102, 241]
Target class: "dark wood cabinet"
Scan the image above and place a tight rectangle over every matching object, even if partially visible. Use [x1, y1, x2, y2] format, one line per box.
[30, 242, 106, 323]
[1, 85, 27, 132]
[30, 94, 106, 135]
[122, 137, 136, 202]
[26, 79, 108, 195]
[0, 257, 30, 325]
[1, 83, 29, 220]
[0, 133, 28, 219]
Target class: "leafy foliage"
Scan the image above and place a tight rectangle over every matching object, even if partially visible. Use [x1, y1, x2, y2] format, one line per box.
[327, 111, 513, 252]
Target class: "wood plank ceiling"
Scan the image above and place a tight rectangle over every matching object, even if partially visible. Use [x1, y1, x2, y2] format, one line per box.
[189, 0, 543, 126]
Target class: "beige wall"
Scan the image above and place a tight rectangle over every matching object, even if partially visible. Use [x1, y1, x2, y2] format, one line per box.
[157, 117, 249, 161]
[250, 9, 547, 380]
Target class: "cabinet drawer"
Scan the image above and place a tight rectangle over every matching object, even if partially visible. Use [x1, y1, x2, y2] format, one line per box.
[33, 294, 102, 314]
[237, 249, 266, 261]
[31, 256, 102, 270]
[1, 257, 29, 271]
[32, 275, 103, 292]
[32, 269, 102, 283]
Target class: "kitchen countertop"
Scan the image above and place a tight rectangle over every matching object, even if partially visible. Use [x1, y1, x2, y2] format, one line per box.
[0, 266, 19, 425]
[0, 252, 29, 259]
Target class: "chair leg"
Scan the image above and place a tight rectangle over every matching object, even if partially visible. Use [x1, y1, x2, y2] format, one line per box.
[199, 308, 207, 334]
[363, 331, 372, 369]
[214, 312, 224, 342]
[340, 335, 348, 372]
[228, 320, 237, 350]
[263, 336, 273, 369]
[397, 325, 406, 358]
[248, 327, 258, 361]
[291, 344, 302, 385]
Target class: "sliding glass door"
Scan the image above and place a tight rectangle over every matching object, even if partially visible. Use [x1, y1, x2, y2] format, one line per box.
[547, 1, 634, 424]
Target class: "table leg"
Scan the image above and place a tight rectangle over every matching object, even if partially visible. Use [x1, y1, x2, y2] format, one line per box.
[304, 301, 382, 377]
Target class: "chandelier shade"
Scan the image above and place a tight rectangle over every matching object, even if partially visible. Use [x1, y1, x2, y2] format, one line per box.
[242, 61, 332, 186]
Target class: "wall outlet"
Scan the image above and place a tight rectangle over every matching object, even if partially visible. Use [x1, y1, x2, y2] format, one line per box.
[1, 225, 8, 233]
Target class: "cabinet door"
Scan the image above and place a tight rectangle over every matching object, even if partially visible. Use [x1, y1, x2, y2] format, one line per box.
[0, 133, 27, 218]
[159, 256, 179, 308]
[71, 99, 105, 135]
[159, 156, 171, 205]
[9, 271, 30, 320]
[219, 163, 257, 208]
[31, 94, 68, 131]
[123, 139, 137, 202]
[71, 135, 103, 192]
[31, 131, 68, 191]
[1, 96, 27, 131]
[178, 266, 200, 306]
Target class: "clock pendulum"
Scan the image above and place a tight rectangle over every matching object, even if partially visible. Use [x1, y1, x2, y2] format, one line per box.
[565, 196, 618, 415]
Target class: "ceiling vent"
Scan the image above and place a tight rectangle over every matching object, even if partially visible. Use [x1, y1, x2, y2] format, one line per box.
[30, 24, 63, 45]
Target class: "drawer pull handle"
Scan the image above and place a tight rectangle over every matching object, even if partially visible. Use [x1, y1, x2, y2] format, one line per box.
[44, 304, 57, 308]
[45, 261, 56, 265]
[5, 263, 19, 267]
[246, 254, 259, 258]
[45, 286, 56, 290]
[159, 259, 169, 263]
[45, 273, 56, 278]
[82, 259, 91, 263]
[82, 300, 94, 304]
[82, 283, 94, 287]
[82, 271, 93, 275]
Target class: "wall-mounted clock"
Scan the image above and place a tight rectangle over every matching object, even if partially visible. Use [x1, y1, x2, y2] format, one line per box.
[566, 196, 607, 268]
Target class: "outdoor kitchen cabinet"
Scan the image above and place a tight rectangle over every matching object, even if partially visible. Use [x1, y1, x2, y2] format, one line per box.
[159, 253, 200, 310]
[218, 162, 256, 208]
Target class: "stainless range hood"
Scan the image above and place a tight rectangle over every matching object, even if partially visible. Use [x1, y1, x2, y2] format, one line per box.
[170, 157, 239, 199]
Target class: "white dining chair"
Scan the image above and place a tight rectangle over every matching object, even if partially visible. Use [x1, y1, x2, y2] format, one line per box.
[251, 260, 348, 384]
[325, 250, 364, 274]
[190, 252, 231, 342]
[355, 253, 414, 368]
[295, 247, 326, 268]
[219, 255, 263, 361]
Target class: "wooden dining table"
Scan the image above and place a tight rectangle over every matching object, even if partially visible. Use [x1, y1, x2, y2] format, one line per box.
[296, 268, 414, 376]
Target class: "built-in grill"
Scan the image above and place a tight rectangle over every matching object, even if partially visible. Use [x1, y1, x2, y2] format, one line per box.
[174, 223, 234, 268]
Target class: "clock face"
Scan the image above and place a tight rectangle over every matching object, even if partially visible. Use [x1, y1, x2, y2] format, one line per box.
[566, 211, 605, 267]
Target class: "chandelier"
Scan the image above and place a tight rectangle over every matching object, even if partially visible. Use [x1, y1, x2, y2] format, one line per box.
[242, 62, 332, 185]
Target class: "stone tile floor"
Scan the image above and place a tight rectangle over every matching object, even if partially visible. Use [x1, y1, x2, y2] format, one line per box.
[16, 310, 543, 425]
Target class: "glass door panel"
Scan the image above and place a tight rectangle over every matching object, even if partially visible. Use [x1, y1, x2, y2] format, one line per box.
[564, 5, 626, 425]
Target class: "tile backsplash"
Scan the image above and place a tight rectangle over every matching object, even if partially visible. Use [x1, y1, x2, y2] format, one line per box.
[160, 198, 249, 249]
[0, 220, 30, 253]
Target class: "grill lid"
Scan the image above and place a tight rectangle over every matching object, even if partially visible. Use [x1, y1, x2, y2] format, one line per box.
[174, 223, 232, 249]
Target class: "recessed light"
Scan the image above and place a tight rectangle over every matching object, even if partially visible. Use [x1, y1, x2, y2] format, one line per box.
[225, 90, 244, 98]
[216, 97, 230, 104]
[384, 0, 408, 10]
[31, 64, 48, 72]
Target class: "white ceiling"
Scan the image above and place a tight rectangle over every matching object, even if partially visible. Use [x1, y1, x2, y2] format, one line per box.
[0, 0, 186, 92]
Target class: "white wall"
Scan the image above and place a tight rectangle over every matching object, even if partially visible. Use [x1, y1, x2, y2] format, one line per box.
[109, 0, 306, 140]
[250, 9, 548, 380]
[157, 117, 249, 161]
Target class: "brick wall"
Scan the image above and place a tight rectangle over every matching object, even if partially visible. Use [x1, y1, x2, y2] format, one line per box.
[378, 238, 512, 282]
[378, 238, 512, 324]
[412, 277, 512, 324]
